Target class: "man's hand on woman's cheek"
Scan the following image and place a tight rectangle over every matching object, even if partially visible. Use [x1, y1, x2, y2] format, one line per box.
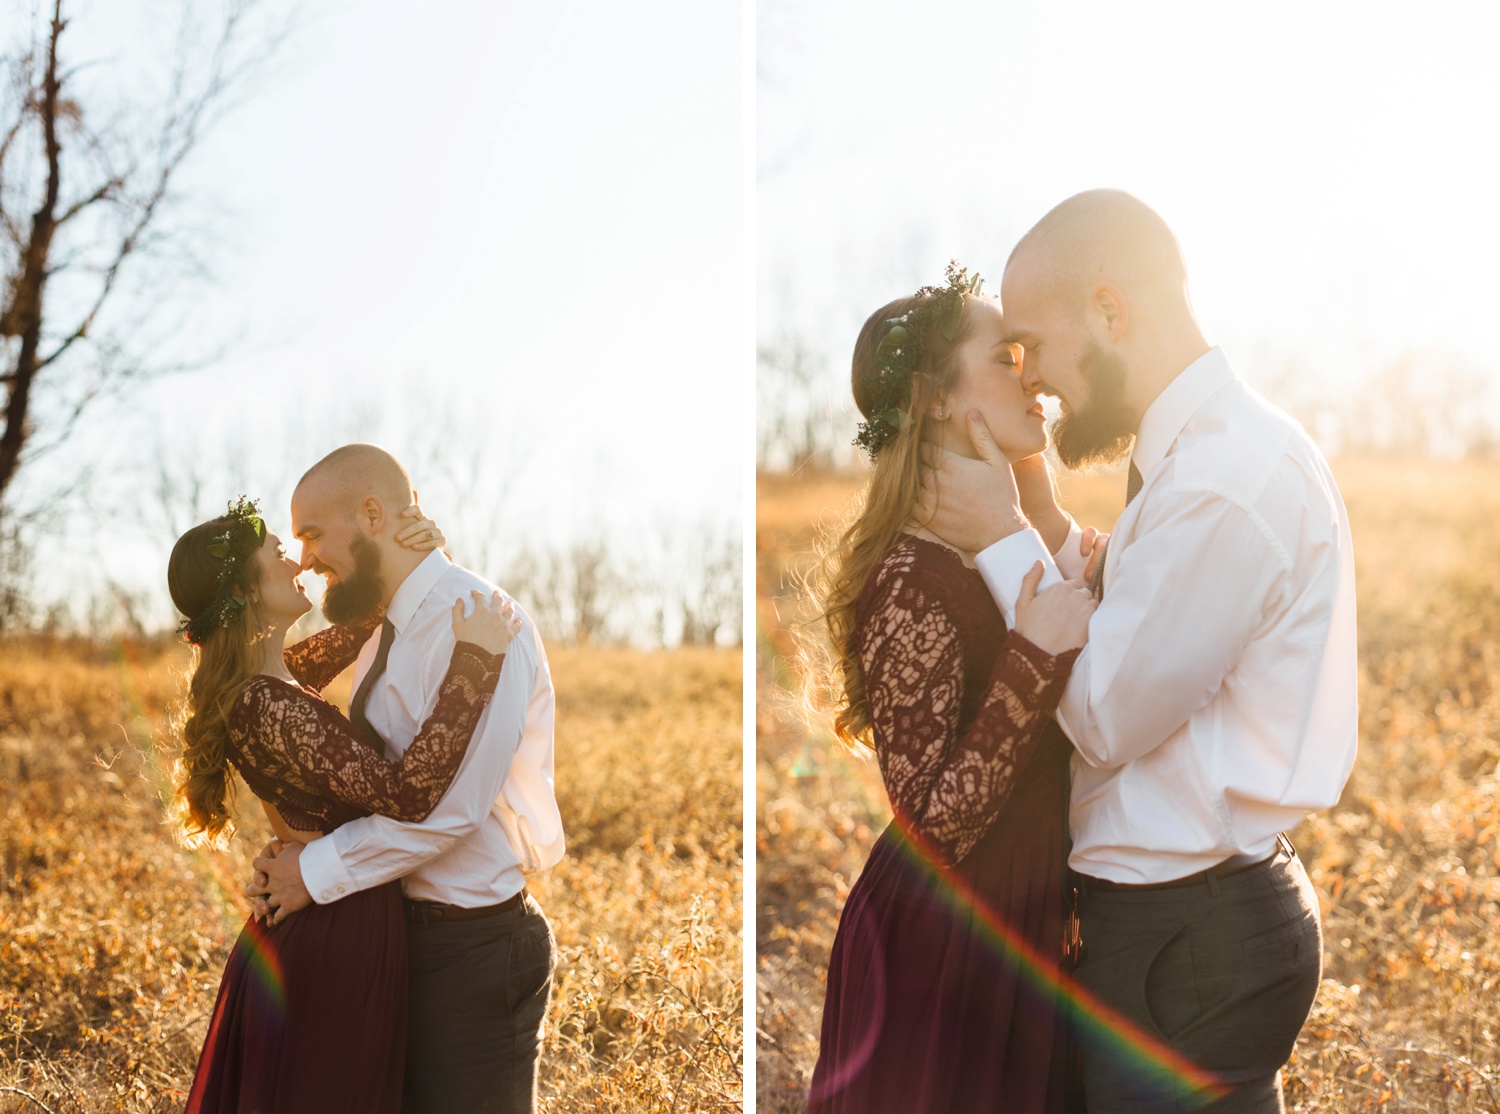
[915, 411, 1031, 554]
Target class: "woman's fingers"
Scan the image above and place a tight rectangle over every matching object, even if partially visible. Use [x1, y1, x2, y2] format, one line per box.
[395, 504, 423, 537]
[1017, 561, 1044, 611]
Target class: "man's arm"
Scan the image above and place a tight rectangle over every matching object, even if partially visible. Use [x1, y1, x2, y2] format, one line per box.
[258, 626, 539, 919]
[981, 486, 1292, 768]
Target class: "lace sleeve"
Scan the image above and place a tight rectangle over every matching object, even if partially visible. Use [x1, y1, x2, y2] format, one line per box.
[861, 566, 1078, 866]
[283, 613, 383, 692]
[236, 642, 506, 822]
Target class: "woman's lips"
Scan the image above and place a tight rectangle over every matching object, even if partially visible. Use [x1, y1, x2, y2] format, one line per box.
[1027, 403, 1045, 419]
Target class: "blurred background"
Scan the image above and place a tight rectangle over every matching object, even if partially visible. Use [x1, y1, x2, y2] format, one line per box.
[757, 0, 1500, 471]
[2, 0, 743, 648]
[755, 3, 1500, 1111]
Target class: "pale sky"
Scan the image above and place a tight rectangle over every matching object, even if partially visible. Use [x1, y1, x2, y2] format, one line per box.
[8, 0, 743, 622]
[758, 0, 1500, 460]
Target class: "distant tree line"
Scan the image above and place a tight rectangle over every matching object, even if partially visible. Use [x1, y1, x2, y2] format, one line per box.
[757, 331, 1500, 473]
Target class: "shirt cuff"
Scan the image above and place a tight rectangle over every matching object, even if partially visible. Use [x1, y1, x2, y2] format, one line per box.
[1051, 517, 1088, 581]
[974, 528, 1063, 629]
[299, 830, 359, 905]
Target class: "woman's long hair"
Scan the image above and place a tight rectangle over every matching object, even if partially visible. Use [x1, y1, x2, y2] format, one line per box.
[801, 291, 982, 751]
[166, 517, 266, 846]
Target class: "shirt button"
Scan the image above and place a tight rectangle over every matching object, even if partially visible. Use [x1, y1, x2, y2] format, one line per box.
[337, 885, 347, 893]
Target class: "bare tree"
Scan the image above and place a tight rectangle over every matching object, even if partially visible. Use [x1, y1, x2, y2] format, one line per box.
[678, 521, 741, 646]
[756, 332, 844, 472]
[502, 538, 621, 647]
[0, 0, 288, 511]
[567, 537, 616, 645]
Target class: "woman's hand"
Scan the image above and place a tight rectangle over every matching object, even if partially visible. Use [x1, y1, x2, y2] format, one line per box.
[451, 589, 523, 654]
[1014, 561, 1096, 654]
[396, 505, 446, 552]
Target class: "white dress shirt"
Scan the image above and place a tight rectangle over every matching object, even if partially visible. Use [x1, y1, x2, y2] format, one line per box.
[299, 549, 565, 906]
[975, 347, 1358, 883]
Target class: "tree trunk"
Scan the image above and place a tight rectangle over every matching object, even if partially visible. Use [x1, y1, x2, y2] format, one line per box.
[0, 1, 64, 503]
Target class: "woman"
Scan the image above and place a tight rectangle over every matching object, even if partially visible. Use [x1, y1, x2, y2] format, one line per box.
[167, 496, 520, 1113]
[805, 265, 1098, 1113]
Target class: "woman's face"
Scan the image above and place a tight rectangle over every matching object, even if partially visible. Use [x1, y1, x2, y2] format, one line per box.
[252, 531, 313, 626]
[930, 298, 1049, 463]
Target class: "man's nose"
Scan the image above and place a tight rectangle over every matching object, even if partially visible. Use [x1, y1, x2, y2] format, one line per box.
[298, 545, 315, 571]
[1015, 357, 1042, 393]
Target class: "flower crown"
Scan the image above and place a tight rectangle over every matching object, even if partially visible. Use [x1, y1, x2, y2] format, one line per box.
[854, 261, 985, 460]
[176, 495, 267, 646]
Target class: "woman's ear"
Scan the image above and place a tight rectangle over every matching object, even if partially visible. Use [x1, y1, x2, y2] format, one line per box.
[926, 387, 949, 423]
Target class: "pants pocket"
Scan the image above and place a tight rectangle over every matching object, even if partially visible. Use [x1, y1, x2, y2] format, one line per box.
[507, 912, 555, 1013]
[1142, 923, 1203, 1042]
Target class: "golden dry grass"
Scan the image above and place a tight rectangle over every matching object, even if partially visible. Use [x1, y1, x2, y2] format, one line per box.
[757, 457, 1500, 1112]
[0, 641, 741, 1113]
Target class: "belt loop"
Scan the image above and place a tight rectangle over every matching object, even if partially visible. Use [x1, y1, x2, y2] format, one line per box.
[1205, 866, 1221, 899]
[1076, 874, 1089, 900]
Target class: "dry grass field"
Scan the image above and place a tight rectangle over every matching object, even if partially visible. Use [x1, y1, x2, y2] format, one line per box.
[0, 641, 741, 1113]
[757, 456, 1500, 1112]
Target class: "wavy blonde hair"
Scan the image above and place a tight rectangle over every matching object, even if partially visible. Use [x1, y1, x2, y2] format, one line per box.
[166, 516, 268, 846]
[800, 290, 983, 751]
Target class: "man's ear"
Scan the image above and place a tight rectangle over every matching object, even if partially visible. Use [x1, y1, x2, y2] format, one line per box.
[359, 495, 387, 534]
[1088, 282, 1129, 342]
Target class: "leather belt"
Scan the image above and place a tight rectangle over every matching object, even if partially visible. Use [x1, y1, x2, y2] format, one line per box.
[1080, 834, 1294, 894]
[405, 889, 526, 925]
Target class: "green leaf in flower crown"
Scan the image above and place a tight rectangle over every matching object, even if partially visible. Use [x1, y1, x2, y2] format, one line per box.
[879, 407, 910, 431]
[226, 594, 246, 610]
[247, 516, 266, 544]
[207, 535, 232, 559]
[938, 293, 964, 341]
[876, 325, 910, 357]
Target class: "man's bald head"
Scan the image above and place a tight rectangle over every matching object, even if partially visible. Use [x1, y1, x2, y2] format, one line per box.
[1004, 189, 1190, 317]
[295, 443, 413, 519]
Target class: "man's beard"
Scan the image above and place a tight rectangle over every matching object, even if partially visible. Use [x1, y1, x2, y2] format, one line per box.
[1050, 340, 1136, 470]
[322, 534, 384, 624]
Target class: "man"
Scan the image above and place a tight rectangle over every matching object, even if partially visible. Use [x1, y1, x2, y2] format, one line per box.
[917, 190, 1357, 1111]
[254, 443, 564, 1114]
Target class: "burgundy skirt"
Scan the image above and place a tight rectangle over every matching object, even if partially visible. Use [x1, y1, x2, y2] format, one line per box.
[186, 881, 407, 1114]
[807, 726, 1082, 1114]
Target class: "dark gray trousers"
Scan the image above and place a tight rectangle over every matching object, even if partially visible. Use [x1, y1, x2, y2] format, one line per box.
[1073, 844, 1323, 1113]
[402, 893, 556, 1114]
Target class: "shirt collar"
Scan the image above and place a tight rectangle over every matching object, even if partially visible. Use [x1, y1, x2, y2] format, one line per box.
[1132, 345, 1237, 479]
[385, 548, 451, 633]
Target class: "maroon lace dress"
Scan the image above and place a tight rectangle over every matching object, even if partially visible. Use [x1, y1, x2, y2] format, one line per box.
[185, 619, 506, 1114]
[807, 536, 1084, 1114]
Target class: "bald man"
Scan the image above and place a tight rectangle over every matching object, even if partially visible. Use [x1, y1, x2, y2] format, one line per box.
[919, 192, 1357, 1112]
[255, 443, 564, 1114]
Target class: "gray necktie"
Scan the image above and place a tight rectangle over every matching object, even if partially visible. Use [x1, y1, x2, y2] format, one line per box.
[1089, 460, 1144, 599]
[348, 618, 396, 754]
